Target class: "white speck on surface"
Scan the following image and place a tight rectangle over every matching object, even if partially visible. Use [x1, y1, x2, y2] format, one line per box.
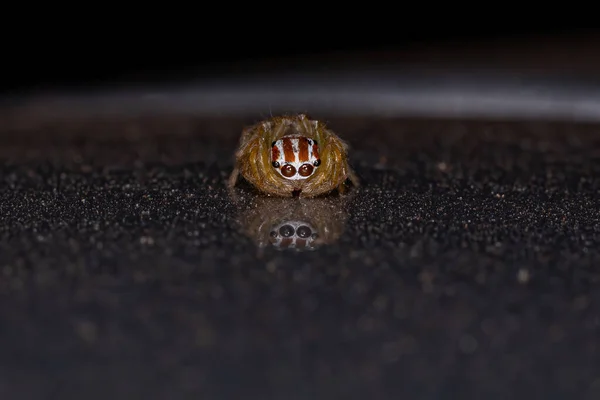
[517, 268, 530, 284]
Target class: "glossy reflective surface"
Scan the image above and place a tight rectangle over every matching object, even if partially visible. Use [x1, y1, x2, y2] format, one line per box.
[232, 192, 353, 251]
[1, 116, 600, 400]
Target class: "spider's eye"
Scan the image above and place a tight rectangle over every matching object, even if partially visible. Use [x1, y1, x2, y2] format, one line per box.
[281, 164, 296, 177]
[271, 141, 277, 147]
[272, 161, 280, 168]
[298, 163, 314, 177]
[279, 224, 294, 237]
[313, 159, 321, 167]
[296, 225, 312, 238]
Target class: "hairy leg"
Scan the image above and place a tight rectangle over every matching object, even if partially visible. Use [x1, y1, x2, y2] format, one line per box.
[227, 167, 239, 190]
[347, 167, 360, 187]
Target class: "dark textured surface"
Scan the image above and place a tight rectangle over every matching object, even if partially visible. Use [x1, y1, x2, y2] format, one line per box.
[1, 115, 600, 400]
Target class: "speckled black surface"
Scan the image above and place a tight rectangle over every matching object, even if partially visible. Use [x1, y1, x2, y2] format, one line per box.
[1, 116, 600, 400]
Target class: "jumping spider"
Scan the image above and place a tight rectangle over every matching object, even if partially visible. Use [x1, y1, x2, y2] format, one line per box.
[228, 114, 359, 198]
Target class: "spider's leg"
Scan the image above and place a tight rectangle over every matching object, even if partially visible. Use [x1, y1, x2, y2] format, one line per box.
[336, 181, 348, 195]
[226, 167, 243, 203]
[336, 166, 359, 196]
[347, 168, 360, 187]
[227, 167, 240, 190]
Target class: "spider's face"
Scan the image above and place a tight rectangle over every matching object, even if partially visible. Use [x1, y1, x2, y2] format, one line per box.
[270, 136, 321, 180]
[268, 220, 318, 250]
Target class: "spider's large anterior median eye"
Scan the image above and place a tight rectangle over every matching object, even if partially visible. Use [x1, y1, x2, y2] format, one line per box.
[281, 164, 296, 177]
[298, 163, 314, 177]
[296, 225, 312, 238]
[279, 224, 294, 237]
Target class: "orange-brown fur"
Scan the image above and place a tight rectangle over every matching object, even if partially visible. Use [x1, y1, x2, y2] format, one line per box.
[228, 114, 359, 198]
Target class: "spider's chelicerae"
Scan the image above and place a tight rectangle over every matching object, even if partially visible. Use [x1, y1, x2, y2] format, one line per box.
[228, 114, 359, 198]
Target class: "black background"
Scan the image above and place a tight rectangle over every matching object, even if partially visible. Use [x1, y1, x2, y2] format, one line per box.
[4, 26, 596, 93]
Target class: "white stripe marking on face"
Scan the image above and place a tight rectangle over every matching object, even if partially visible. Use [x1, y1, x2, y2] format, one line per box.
[271, 136, 319, 181]
[292, 138, 300, 164]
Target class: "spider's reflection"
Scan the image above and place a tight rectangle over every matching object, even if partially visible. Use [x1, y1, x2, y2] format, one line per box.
[233, 192, 352, 251]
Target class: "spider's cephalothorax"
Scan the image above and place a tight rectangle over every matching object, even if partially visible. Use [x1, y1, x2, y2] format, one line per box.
[228, 114, 359, 198]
